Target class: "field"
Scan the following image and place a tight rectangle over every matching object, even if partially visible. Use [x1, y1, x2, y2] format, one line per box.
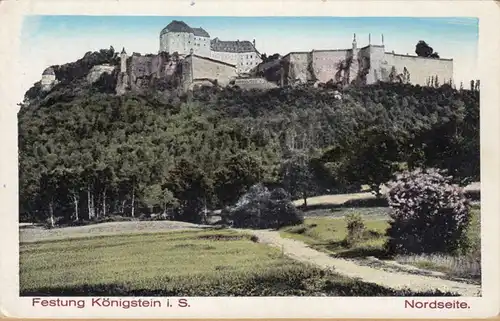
[20, 228, 458, 296]
[280, 206, 481, 280]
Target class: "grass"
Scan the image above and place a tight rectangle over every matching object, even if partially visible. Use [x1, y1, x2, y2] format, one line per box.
[20, 228, 456, 296]
[280, 209, 390, 258]
[280, 206, 481, 278]
[394, 254, 481, 279]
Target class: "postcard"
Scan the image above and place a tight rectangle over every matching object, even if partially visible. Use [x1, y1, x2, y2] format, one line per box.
[0, 0, 498, 319]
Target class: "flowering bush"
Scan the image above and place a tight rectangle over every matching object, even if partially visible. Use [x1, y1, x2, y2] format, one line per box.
[385, 168, 471, 255]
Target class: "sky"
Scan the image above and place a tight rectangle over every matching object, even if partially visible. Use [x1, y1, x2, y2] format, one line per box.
[18, 16, 478, 103]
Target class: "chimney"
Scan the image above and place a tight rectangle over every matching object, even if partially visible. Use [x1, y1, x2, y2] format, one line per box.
[253, 39, 256, 47]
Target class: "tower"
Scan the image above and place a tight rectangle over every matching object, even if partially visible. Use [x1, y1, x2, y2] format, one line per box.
[349, 33, 359, 83]
[120, 47, 128, 73]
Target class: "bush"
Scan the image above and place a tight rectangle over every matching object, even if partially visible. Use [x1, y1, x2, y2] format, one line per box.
[385, 168, 471, 255]
[229, 184, 304, 229]
[345, 213, 365, 246]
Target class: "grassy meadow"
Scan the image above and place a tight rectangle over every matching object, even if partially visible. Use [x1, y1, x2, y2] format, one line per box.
[280, 206, 481, 279]
[20, 228, 456, 296]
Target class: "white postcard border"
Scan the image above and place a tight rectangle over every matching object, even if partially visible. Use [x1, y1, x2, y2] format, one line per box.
[0, 0, 498, 318]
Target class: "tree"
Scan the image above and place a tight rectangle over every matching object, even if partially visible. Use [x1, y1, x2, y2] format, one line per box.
[229, 184, 304, 229]
[142, 184, 164, 214]
[415, 40, 439, 58]
[279, 152, 315, 208]
[164, 158, 213, 223]
[214, 152, 263, 207]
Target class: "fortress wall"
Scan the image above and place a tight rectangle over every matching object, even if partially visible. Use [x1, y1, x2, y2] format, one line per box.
[311, 50, 349, 83]
[163, 32, 192, 55]
[286, 53, 310, 83]
[363, 46, 386, 84]
[159, 34, 168, 53]
[128, 55, 166, 79]
[181, 58, 193, 90]
[233, 77, 278, 89]
[385, 53, 453, 86]
[190, 55, 237, 86]
[41, 74, 55, 86]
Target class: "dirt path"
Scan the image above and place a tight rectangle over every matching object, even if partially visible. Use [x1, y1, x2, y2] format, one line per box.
[237, 229, 481, 297]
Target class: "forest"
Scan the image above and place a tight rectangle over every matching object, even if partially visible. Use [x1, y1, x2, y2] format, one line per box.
[18, 63, 480, 226]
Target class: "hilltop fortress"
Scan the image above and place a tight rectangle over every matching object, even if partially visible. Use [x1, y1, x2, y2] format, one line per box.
[38, 20, 454, 94]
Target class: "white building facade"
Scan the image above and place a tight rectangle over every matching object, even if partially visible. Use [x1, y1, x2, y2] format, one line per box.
[159, 20, 261, 74]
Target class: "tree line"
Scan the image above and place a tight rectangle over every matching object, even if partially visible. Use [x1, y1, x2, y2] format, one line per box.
[18, 75, 479, 226]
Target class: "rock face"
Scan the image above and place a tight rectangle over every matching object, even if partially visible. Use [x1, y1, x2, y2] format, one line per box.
[116, 52, 182, 95]
[87, 64, 116, 84]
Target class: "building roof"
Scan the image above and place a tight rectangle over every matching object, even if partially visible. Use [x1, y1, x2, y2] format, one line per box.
[210, 38, 258, 53]
[42, 67, 55, 76]
[160, 21, 210, 38]
[190, 54, 237, 68]
[192, 27, 210, 38]
[160, 20, 193, 35]
[385, 51, 453, 61]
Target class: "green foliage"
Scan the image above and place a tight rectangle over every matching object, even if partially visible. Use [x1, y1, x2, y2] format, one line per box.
[229, 184, 304, 229]
[279, 152, 316, 207]
[18, 68, 480, 226]
[345, 213, 365, 247]
[415, 40, 439, 58]
[385, 168, 471, 255]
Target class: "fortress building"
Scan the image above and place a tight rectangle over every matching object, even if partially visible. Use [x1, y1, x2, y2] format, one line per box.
[278, 34, 454, 87]
[40, 67, 58, 91]
[159, 20, 262, 74]
[39, 22, 455, 95]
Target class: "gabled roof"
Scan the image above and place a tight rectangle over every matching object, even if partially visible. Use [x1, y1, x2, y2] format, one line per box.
[160, 20, 193, 35]
[210, 38, 258, 53]
[190, 54, 237, 68]
[160, 21, 211, 38]
[42, 67, 55, 76]
[192, 27, 210, 38]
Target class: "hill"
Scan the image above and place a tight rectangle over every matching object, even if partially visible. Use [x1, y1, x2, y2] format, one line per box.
[18, 49, 480, 226]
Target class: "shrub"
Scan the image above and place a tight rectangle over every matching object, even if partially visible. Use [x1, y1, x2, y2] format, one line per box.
[385, 168, 471, 255]
[229, 184, 304, 229]
[345, 213, 365, 246]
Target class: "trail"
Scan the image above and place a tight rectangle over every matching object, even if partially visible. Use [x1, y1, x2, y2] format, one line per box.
[237, 229, 481, 297]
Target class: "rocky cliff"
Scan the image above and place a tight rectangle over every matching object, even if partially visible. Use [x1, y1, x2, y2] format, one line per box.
[116, 52, 183, 95]
[23, 49, 186, 106]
